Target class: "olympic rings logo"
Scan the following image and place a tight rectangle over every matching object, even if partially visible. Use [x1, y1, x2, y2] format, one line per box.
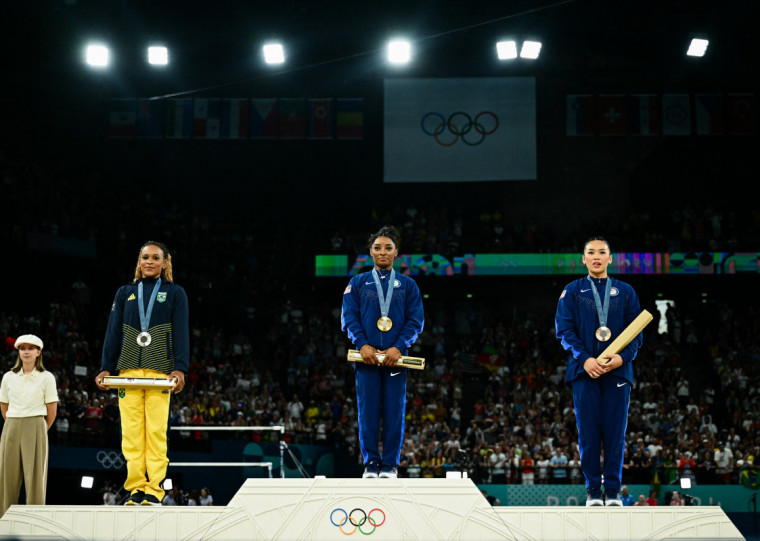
[330, 508, 386, 535]
[96, 450, 125, 469]
[421, 111, 499, 146]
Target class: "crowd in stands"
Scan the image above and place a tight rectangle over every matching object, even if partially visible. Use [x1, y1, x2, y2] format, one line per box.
[2, 150, 759, 503]
[327, 202, 760, 256]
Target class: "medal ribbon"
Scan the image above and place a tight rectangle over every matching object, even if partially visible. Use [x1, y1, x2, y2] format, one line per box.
[372, 269, 396, 320]
[587, 275, 611, 330]
[138, 278, 162, 333]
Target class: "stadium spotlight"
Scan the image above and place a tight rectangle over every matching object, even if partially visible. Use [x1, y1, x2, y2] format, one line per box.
[81, 476, 94, 489]
[387, 39, 411, 64]
[147, 45, 169, 66]
[519, 41, 542, 59]
[85, 43, 110, 67]
[262, 42, 285, 65]
[496, 40, 518, 60]
[686, 38, 709, 57]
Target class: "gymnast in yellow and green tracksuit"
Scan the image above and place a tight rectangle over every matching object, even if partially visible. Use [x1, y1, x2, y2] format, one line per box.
[96, 241, 189, 506]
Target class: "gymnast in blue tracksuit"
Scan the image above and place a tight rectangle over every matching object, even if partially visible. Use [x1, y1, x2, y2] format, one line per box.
[555, 237, 643, 506]
[341, 226, 424, 478]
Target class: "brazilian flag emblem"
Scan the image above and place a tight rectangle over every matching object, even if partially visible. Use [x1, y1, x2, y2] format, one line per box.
[740, 467, 759, 490]
[157, 292, 167, 303]
[118, 388, 126, 399]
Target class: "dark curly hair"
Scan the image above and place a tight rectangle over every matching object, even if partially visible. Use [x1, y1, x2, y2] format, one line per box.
[367, 225, 401, 250]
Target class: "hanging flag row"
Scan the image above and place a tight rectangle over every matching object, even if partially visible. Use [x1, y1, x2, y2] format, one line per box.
[108, 97, 365, 140]
[566, 93, 757, 136]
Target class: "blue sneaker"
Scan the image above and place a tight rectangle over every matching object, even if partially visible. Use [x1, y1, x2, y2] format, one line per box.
[379, 465, 398, 478]
[362, 460, 381, 478]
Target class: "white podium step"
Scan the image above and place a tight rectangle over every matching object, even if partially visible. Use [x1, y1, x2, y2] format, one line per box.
[0, 478, 745, 540]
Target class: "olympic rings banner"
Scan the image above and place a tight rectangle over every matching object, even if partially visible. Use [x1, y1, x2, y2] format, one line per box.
[384, 77, 536, 182]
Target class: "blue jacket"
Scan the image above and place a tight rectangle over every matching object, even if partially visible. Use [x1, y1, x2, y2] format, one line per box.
[101, 277, 190, 375]
[341, 268, 424, 353]
[555, 276, 642, 385]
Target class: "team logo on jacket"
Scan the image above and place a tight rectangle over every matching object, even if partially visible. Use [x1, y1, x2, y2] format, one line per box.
[127, 294, 136, 301]
[344, 285, 352, 294]
[118, 388, 126, 399]
[610, 287, 619, 296]
[394, 279, 401, 288]
[157, 292, 167, 303]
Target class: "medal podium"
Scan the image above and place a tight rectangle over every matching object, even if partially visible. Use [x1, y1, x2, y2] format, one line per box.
[0, 478, 744, 540]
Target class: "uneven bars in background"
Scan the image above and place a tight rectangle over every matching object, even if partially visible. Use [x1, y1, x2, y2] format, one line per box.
[169, 425, 285, 477]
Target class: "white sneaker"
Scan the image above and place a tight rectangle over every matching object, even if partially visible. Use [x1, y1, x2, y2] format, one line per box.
[605, 497, 623, 507]
[379, 466, 398, 478]
[362, 461, 381, 478]
[586, 497, 604, 506]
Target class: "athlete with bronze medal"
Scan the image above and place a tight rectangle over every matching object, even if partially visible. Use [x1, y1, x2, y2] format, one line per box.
[341, 226, 424, 478]
[555, 237, 644, 507]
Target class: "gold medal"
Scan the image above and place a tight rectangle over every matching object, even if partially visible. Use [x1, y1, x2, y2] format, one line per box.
[595, 326, 612, 342]
[377, 317, 393, 332]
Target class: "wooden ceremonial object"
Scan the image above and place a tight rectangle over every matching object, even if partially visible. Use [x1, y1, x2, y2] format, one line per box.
[101, 376, 176, 388]
[599, 309, 653, 364]
[347, 349, 426, 370]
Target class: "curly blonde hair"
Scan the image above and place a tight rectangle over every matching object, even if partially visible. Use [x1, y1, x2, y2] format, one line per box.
[133, 241, 174, 282]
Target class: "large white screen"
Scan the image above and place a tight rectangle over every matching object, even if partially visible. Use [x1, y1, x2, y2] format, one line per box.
[384, 77, 536, 183]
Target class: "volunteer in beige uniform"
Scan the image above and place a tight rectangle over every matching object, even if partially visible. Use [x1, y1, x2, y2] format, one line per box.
[0, 334, 58, 517]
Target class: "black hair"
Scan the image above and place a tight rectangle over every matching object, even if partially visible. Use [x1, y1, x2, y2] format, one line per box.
[583, 236, 611, 253]
[367, 225, 401, 250]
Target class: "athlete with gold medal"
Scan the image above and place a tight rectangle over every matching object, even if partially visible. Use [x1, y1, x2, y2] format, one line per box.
[341, 226, 424, 479]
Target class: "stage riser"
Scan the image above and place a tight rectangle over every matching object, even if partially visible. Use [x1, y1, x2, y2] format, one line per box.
[0, 479, 745, 541]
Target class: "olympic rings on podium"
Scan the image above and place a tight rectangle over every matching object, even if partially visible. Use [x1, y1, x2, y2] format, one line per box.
[330, 507, 386, 535]
[421, 111, 499, 146]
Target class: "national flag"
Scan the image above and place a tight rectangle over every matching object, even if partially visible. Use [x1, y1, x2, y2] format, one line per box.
[597, 95, 626, 135]
[662, 94, 691, 136]
[566, 95, 594, 136]
[165, 98, 193, 139]
[193, 98, 221, 139]
[221, 98, 250, 139]
[278, 98, 307, 139]
[250, 99, 278, 139]
[695, 94, 725, 135]
[108, 99, 136, 138]
[336, 98, 364, 140]
[477, 346, 505, 371]
[726, 94, 756, 135]
[627, 94, 659, 135]
[136, 98, 165, 138]
[308, 98, 334, 140]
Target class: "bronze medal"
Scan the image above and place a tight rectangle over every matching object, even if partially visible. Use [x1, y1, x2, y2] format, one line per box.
[595, 326, 612, 342]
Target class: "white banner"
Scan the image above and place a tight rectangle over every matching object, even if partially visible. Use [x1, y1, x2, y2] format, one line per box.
[384, 77, 536, 183]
